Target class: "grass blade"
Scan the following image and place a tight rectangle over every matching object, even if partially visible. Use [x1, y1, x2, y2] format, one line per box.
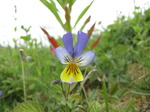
[102, 81, 109, 112]
[125, 98, 136, 112]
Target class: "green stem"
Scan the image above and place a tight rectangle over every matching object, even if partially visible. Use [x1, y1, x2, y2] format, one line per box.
[66, 22, 72, 32]
[66, 85, 71, 112]
[82, 86, 88, 102]
[21, 56, 26, 102]
[66, 84, 71, 101]
[82, 67, 88, 101]
[102, 81, 109, 112]
[61, 83, 67, 100]
[60, 83, 70, 112]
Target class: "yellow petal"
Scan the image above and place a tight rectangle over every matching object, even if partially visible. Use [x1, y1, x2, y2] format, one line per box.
[60, 64, 83, 84]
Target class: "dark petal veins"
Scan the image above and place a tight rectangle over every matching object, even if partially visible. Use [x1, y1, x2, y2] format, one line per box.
[63, 55, 70, 63]
[76, 51, 95, 66]
[55, 46, 72, 64]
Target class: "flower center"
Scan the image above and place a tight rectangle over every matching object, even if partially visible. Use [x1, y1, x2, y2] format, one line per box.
[65, 64, 79, 75]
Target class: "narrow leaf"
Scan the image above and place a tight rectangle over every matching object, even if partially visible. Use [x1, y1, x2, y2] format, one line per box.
[74, 1, 93, 28]
[40, 0, 64, 30]
[12, 101, 44, 112]
[68, 0, 76, 12]
[125, 98, 135, 112]
[56, 0, 65, 10]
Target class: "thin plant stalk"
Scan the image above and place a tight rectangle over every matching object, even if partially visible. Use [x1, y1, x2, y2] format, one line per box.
[20, 49, 27, 102]
[82, 86, 88, 101]
[61, 83, 67, 100]
[67, 84, 71, 112]
[66, 84, 70, 101]
[102, 80, 109, 112]
[60, 83, 71, 112]
[77, 69, 101, 103]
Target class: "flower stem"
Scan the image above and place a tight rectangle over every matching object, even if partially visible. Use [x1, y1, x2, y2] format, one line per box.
[66, 84, 70, 101]
[60, 83, 71, 112]
[102, 81, 109, 112]
[20, 49, 27, 102]
[82, 86, 88, 101]
[61, 83, 67, 100]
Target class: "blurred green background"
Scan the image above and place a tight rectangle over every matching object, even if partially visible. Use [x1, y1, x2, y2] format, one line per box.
[0, 0, 150, 112]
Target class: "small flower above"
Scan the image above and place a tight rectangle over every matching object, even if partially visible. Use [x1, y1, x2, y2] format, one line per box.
[55, 31, 95, 84]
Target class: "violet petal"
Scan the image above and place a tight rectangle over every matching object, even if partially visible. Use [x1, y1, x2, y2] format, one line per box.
[62, 32, 73, 56]
[73, 31, 88, 57]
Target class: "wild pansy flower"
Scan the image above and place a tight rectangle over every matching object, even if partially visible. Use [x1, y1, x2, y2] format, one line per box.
[55, 31, 95, 84]
[0, 91, 2, 96]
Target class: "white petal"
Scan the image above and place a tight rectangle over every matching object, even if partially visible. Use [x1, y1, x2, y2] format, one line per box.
[76, 51, 95, 66]
[55, 46, 72, 64]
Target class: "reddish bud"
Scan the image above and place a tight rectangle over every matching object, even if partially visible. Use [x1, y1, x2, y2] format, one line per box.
[90, 34, 102, 50]
[84, 16, 91, 24]
[50, 47, 55, 54]
[88, 23, 96, 37]
[48, 37, 59, 48]
[65, 6, 70, 22]
[41, 27, 59, 48]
